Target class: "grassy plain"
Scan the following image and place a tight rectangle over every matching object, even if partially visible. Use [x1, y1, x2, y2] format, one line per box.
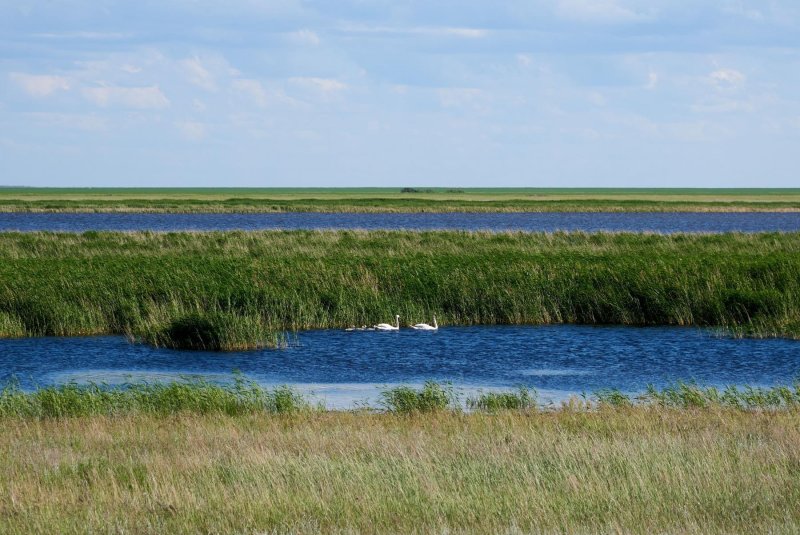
[1, 187, 800, 212]
[0, 230, 799, 348]
[2, 397, 799, 533]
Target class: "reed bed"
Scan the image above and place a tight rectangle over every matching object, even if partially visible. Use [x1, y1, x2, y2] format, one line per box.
[1, 230, 799, 349]
[0, 378, 311, 419]
[2, 383, 800, 534]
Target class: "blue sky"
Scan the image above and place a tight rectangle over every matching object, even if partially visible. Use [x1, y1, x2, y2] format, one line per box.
[2, 1, 799, 187]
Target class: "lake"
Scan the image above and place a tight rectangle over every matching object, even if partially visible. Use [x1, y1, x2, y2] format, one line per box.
[2, 212, 800, 233]
[2, 325, 798, 409]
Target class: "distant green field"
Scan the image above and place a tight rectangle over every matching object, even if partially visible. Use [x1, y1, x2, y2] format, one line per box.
[3, 187, 800, 196]
[1, 188, 799, 212]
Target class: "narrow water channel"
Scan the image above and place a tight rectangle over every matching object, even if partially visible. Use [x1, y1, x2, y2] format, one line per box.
[2, 325, 798, 408]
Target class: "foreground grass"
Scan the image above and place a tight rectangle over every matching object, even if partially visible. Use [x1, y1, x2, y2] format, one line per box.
[2, 401, 800, 533]
[1, 230, 799, 348]
[2, 187, 800, 212]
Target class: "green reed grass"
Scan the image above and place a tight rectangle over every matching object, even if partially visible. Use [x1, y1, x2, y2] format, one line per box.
[3, 382, 800, 533]
[0, 378, 310, 418]
[5, 380, 800, 419]
[1, 230, 799, 349]
[380, 381, 457, 413]
[467, 387, 538, 412]
[595, 381, 800, 409]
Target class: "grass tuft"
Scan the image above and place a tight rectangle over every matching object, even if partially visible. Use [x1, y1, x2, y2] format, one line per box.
[466, 387, 537, 411]
[0, 377, 311, 418]
[642, 381, 800, 409]
[138, 311, 282, 351]
[380, 381, 457, 413]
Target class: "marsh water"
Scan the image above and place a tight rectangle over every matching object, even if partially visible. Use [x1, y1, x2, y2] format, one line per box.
[2, 212, 800, 233]
[2, 326, 799, 408]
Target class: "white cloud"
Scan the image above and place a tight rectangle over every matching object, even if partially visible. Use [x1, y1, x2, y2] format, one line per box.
[181, 57, 217, 91]
[287, 29, 320, 45]
[232, 79, 269, 107]
[121, 64, 143, 74]
[517, 54, 533, 68]
[555, 0, 647, 23]
[437, 27, 488, 38]
[32, 32, 132, 40]
[25, 112, 108, 131]
[437, 88, 487, 109]
[175, 121, 208, 141]
[9, 73, 70, 97]
[587, 91, 606, 106]
[646, 71, 659, 90]
[691, 98, 755, 113]
[289, 77, 347, 93]
[82, 85, 170, 109]
[340, 25, 488, 38]
[709, 68, 746, 88]
[722, 3, 765, 22]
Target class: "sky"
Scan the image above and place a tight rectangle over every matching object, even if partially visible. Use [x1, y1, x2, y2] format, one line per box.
[1, 1, 799, 188]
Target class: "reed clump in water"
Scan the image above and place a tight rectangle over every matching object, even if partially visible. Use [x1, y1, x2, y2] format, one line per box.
[136, 311, 283, 351]
[1, 230, 799, 349]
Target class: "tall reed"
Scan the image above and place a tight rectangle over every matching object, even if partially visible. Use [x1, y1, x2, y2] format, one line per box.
[0, 378, 311, 418]
[1, 230, 799, 349]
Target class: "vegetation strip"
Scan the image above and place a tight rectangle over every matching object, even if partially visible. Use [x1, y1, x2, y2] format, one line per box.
[1, 230, 799, 349]
[3, 198, 800, 213]
[4, 379, 799, 418]
[2, 187, 800, 212]
[2, 381, 800, 533]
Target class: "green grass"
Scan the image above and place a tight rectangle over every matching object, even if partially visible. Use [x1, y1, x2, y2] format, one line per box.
[380, 381, 457, 413]
[1, 230, 799, 348]
[3, 381, 800, 533]
[467, 387, 538, 412]
[1, 187, 800, 212]
[5, 380, 800, 418]
[0, 378, 311, 419]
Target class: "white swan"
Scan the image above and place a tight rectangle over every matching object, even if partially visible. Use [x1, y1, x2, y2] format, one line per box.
[411, 315, 438, 331]
[374, 315, 400, 331]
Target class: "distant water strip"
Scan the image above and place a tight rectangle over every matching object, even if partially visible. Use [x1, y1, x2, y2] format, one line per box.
[2, 212, 800, 233]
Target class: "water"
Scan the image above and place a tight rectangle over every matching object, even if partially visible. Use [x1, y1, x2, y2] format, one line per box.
[2, 326, 799, 408]
[2, 212, 800, 233]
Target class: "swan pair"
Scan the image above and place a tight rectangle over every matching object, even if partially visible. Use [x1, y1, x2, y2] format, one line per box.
[372, 315, 438, 331]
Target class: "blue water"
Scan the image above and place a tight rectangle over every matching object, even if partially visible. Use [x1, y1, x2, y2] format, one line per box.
[2, 212, 800, 233]
[2, 326, 799, 408]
